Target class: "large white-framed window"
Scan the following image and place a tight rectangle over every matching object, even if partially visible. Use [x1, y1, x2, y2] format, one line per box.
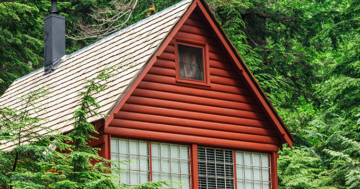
[111, 138, 150, 185]
[151, 142, 191, 189]
[235, 152, 271, 189]
[110, 138, 191, 188]
[110, 138, 273, 189]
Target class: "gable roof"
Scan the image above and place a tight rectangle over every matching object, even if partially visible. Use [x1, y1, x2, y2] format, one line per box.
[103, 0, 294, 147]
[0, 0, 293, 150]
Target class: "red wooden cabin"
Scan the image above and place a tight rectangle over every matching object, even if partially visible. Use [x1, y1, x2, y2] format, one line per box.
[0, 0, 293, 188]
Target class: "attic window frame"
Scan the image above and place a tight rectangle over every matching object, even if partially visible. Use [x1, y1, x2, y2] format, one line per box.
[174, 38, 210, 86]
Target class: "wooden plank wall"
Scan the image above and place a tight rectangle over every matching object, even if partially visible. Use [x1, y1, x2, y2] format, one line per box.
[108, 10, 280, 152]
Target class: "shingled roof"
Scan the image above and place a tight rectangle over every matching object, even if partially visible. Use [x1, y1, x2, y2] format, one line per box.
[0, 0, 192, 150]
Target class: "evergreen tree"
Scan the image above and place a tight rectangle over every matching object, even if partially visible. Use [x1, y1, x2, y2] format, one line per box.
[0, 86, 71, 188]
[0, 66, 177, 188]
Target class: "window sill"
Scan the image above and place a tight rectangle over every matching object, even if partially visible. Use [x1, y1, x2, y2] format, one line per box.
[176, 78, 211, 88]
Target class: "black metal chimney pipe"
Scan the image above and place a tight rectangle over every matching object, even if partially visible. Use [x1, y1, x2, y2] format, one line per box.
[44, 0, 65, 74]
[51, 0, 58, 14]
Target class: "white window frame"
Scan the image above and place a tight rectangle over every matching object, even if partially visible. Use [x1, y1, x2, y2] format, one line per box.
[111, 138, 150, 185]
[151, 142, 191, 189]
[110, 138, 191, 188]
[235, 151, 271, 189]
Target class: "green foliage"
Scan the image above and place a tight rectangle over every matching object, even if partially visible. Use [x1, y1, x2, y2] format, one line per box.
[0, 86, 50, 146]
[2, 0, 360, 188]
[0, 1, 44, 95]
[210, 0, 360, 188]
[0, 66, 175, 188]
[54, 67, 119, 189]
[0, 86, 71, 188]
[278, 148, 331, 189]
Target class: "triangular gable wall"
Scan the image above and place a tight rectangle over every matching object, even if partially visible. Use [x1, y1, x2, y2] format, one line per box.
[104, 0, 293, 149]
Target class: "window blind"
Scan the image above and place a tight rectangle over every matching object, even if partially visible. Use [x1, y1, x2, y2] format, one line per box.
[151, 143, 191, 189]
[198, 147, 235, 189]
[236, 152, 271, 189]
[111, 138, 150, 185]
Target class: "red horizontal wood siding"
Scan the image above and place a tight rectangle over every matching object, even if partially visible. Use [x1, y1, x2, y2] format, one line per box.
[108, 10, 280, 151]
[106, 127, 279, 152]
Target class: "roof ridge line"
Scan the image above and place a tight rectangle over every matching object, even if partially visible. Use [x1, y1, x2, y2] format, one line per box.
[66, 0, 191, 59]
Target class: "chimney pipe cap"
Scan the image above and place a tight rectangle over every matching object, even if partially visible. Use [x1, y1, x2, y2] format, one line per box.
[51, 0, 58, 14]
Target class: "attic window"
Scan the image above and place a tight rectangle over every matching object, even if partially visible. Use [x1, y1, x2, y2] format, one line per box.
[175, 39, 210, 86]
[178, 45, 204, 81]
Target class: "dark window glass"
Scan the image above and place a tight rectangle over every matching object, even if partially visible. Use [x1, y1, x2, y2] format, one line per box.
[198, 147, 234, 189]
[178, 45, 204, 81]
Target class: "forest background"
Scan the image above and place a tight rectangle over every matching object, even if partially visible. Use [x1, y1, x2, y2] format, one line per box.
[1, 0, 360, 188]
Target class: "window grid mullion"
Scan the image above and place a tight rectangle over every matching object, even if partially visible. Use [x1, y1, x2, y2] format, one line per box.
[244, 152, 246, 189]
[149, 142, 152, 182]
[118, 140, 121, 184]
[205, 148, 208, 189]
[261, 153, 263, 189]
[170, 144, 172, 182]
[223, 150, 226, 189]
[179, 145, 182, 189]
[269, 153, 272, 188]
[127, 140, 131, 185]
[214, 149, 217, 189]
[138, 141, 140, 184]
[252, 153, 254, 188]
[160, 143, 162, 180]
